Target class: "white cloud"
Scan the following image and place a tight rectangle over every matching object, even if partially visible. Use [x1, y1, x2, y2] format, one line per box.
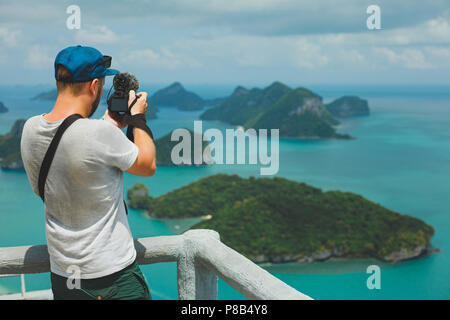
[24, 45, 53, 70]
[378, 17, 450, 46]
[291, 38, 329, 69]
[123, 47, 202, 70]
[315, 16, 450, 47]
[424, 17, 450, 43]
[164, 14, 450, 72]
[115, 13, 450, 75]
[424, 46, 450, 58]
[333, 49, 366, 68]
[375, 47, 434, 69]
[172, 34, 331, 69]
[424, 46, 450, 67]
[0, 27, 21, 47]
[75, 25, 121, 44]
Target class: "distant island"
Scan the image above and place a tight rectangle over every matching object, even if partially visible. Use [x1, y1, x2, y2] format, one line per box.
[154, 129, 211, 166]
[146, 105, 158, 120]
[325, 96, 370, 118]
[0, 102, 8, 113]
[150, 82, 225, 111]
[128, 174, 436, 264]
[200, 82, 370, 139]
[0, 119, 25, 170]
[31, 89, 57, 101]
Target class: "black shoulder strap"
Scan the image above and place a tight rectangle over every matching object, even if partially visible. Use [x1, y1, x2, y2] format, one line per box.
[38, 114, 83, 202]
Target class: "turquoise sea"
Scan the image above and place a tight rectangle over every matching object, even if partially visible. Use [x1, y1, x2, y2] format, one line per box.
[0, 84, 449, 299]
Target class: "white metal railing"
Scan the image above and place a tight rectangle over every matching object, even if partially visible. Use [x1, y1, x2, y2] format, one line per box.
[0, 229, 312, 300]
[0, 274, 25, 297]
[0, 274, 53, 300]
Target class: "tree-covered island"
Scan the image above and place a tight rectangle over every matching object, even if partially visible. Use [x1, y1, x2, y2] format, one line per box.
[200, 82, 371, 139]
[128, 174, 435, 264]
[154, 129, 211, 166]
[0, 119, 25, 170]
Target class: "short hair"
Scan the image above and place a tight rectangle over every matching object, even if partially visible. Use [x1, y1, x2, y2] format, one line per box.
[56, 65, 104, 96]
[56, 64, 89, 95]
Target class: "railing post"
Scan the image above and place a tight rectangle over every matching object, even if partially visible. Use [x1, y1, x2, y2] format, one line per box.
[20, 274, 26, 298]
[177, 230, 219, 300]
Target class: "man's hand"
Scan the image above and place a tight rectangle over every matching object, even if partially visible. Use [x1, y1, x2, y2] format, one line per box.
[129, 90, 148, 115]
[126, 89, 156, 177]
[103, 109, 127, 129]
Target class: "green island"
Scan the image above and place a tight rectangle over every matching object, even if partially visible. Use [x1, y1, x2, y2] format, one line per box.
[154, 129, 211, 166]
[200, 82, 370, 139]
[31, 89, 58, 101]
[128, 174, 435, 264]
[150, 82, 225, 111]
[0, 101, 8, 113]
[0, 119, 25, 170]
[325, 96, 370, 118]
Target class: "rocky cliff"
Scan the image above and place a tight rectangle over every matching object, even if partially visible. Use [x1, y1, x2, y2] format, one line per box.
[0, 119, 25, 170]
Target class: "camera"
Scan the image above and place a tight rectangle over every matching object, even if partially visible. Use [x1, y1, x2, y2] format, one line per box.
[107, 72, 139, 113]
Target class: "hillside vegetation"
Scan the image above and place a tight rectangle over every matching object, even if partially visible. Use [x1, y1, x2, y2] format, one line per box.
[200, 82, 359, 139]
[128, 174, 434, 263]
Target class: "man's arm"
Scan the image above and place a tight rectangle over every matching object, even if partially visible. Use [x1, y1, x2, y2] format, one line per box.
[125, 90, 157, 177]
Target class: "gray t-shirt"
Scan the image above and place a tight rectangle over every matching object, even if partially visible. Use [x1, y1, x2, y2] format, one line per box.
[21, 114, 139, 279]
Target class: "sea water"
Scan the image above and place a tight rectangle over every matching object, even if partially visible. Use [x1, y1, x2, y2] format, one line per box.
[0, 84, 449, 299]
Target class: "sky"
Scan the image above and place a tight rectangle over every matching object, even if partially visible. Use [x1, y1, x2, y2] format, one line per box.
[0, 0, 449, 87]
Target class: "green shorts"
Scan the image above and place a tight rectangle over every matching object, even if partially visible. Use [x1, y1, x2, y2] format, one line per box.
[51, 260, 151, 300]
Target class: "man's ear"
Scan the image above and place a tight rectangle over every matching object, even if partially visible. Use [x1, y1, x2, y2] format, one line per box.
[89, 78, 99, 96]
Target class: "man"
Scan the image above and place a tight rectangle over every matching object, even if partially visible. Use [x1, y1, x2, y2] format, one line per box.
[20, 45, 156, 300]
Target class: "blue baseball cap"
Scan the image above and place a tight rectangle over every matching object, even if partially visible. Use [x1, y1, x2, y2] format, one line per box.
[54, 45, 119, 82]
